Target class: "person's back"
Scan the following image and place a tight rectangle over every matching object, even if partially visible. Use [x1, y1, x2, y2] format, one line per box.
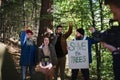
[101, 0, 120, 80]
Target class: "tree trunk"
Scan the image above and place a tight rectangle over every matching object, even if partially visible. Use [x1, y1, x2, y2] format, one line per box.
[37, 0, 53, 46]
[23, 0, 25, 26]
[89, 0, 101, 80]
[1, 0, 6, 43]
[34, 0, 37, 28]
[0, 0, 2, 42]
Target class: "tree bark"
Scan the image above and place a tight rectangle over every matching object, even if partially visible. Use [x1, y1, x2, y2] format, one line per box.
[22, 0, 25, 26]
[37, 0, 53, 46]
[89, 0, 101, 80]
[0, 0, 6, 43]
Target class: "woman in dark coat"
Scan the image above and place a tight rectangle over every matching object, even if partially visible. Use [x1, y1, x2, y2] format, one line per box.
[38, 36, 57, 80]
[20, 30, 36, 80]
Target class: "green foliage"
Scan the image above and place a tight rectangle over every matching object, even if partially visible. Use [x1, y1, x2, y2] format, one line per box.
[0, 0, 41, 40]
[54, 0, 113, 79]
[90, 47, 113, 79]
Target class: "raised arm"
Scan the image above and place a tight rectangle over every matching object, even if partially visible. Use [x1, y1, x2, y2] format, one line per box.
[64, 22, 73, 38]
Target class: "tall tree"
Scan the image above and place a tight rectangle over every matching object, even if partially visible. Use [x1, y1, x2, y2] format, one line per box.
[22, 0, 25, 26]
[89, 0, 101, 80]
[37, 0, 53, 46]
[0, 0, 7, 42]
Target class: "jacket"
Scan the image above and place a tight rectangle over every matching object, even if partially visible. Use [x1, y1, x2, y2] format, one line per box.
[53, 25, 73, 56]
[38, 44, 57, 66]
[20, 40, 36, 66]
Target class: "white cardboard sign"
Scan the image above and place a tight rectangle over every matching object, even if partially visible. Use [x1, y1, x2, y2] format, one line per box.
[67, 40, 89, 69]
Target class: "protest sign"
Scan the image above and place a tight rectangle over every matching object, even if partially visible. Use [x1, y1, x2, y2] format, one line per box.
[67, 40, 89, 69]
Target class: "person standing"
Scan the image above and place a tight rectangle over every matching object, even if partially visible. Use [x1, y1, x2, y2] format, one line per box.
[20, 30, 36, 80]
[54, 22, 73, 80]
[71, 28, 98, 80]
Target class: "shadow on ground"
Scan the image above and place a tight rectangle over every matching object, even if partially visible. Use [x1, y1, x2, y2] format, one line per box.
[2, 49, 21, 80]
[31, 72, 45, 80]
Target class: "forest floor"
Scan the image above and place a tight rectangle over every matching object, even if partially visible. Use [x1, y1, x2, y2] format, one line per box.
[2, 42, 84, 80]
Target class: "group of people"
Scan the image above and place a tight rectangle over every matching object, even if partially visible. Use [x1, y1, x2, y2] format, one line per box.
[19, 0, 120, 80]
[20, 22, 73, 80]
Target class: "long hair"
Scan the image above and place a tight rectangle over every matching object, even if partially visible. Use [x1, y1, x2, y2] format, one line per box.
[42, 35, 50, 46]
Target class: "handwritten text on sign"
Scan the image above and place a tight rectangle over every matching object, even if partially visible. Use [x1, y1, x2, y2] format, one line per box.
[67, 40, 89, 69]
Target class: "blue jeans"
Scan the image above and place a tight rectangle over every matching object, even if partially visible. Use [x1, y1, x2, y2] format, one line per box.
[21, 66, 35, 80]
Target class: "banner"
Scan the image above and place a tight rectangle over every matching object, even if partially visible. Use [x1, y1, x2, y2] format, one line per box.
[67, 40, 89, 69]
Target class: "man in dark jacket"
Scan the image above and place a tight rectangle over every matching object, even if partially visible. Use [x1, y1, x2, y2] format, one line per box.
[71, 28, 98, 80]
[54, 22, 73, 80]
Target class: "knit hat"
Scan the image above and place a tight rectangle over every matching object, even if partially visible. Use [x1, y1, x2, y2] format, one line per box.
[76, 28, 84, 35]
[26, 30, 33, 35]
